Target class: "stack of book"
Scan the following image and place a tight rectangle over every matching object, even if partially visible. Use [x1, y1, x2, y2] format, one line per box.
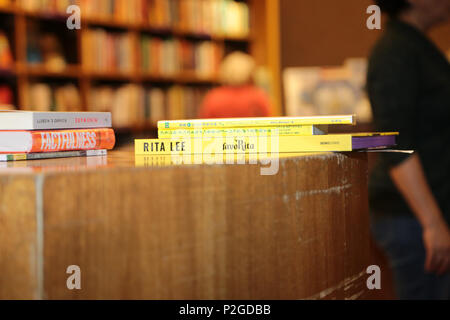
[135, 115, 398, 165]
[0, 111, 115, 162]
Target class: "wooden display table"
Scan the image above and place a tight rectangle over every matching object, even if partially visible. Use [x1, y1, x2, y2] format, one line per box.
[0, 151, 371, 299]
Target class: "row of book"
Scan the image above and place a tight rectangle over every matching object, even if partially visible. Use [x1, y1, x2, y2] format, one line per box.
[25, 83, 82, 112]
[82, 29, 134, 74]
[0, 111, 115, 162]
[0, 0, 11, 9]
[140, 36, 221, 77]
[0, 30, 13, 70]
[15, 82, 209, 126]
[88, 84, 207, 128]
[135, 115, 399, 164]
[82, 29, 221, 76]
[18, 0, 250, 37]
[26, 22, 69, 71]
[18, 0, 76, 13]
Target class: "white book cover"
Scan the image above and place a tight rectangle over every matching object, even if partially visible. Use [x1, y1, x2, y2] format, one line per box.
[0, 111, 112, 130]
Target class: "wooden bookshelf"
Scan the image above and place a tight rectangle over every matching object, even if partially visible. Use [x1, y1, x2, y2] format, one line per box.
[0, 0, 282, 131]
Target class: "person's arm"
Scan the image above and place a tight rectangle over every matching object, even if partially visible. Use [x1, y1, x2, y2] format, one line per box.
[368, 46, 450, 275]
[390, 154, 450, 275]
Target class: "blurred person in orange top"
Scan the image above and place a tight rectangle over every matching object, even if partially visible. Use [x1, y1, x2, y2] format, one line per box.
[199, 51, 271, 119]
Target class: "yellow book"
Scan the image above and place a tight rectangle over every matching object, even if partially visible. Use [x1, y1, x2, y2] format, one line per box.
[157, 115, 356, 130]
[135, 132, 398, 156]
[157, 125, 328, 138]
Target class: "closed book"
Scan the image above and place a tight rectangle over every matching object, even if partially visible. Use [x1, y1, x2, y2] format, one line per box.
[0, 111, 112, 130]
[0, 149, 107, 162]
[135, 132, 397, 155]
[158, 115, 356, 130]
[157, 125, 328, 138]
[0, 128, 115, 153]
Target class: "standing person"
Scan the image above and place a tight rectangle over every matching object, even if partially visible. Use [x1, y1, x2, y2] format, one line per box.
[199, 51, 271, 118]
[367, 0, 450, 299]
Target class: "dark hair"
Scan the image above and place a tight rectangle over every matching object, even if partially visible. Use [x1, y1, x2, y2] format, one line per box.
[374, 0, 411, 18]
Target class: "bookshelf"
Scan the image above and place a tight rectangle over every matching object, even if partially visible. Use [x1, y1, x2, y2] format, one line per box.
[0, 0, 281, 131]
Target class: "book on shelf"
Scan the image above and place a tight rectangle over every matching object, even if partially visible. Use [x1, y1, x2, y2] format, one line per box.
[25, 19, 69, 71]
[0, 0, 12, 8]
[147, 88, 166, 123]
[135, 132, 398, 155]
[0, 30, 13, 70]
[15, 0, 250, 38]
[177, 0, 249, 37]
[0, 149, 107, 162]
[140, 36, 221, 77]
[0, 128, 115, 153]
[81, 0, 146, 23]
[89, 84, 145, 128]
[19, 0, 77, 13]
[39, 33, 67, 72]
[89, 84, 207, 127]
[158, 115, 356, 130]
[27, 83, 82, 112]
[83, 29, 134, 73]
[0, 111, 112, 130]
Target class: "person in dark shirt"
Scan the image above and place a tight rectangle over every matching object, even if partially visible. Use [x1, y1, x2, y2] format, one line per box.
[367, 0, 450, 299]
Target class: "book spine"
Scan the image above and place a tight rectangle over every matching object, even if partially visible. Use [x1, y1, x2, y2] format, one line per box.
[29, 129, 115, 153]
[0, 149, 108, 162]
[33, 112, 112, 130]
[157, 125, 328, 138]
[157, 115, 355, 130]
[135, 135, 352, 155]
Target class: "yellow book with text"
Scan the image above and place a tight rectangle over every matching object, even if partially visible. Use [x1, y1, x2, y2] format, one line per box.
[157, 125, 328, 138]
[157, 115, 355, 130]
[135, 133, 397, 156]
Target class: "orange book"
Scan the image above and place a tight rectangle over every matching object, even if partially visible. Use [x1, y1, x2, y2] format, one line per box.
[0, 128, 115, 154]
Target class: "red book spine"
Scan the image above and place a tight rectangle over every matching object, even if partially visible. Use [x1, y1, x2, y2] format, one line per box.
[29, 128, 115, 153]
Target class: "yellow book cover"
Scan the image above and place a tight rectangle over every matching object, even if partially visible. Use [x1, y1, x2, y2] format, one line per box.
[136, 132, 398, 156]
[157, 125, 328, 138]
[157, 115, 356, 130]
[136, 135, 349, 155]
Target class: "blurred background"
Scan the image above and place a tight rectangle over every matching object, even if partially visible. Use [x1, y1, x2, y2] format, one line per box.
[0, 0, 449, 142]
[0, 0, 449, 299]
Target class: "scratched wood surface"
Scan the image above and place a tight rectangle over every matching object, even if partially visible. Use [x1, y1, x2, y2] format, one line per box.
[0, 151, 372, 299]
[0, 175, 38, 299]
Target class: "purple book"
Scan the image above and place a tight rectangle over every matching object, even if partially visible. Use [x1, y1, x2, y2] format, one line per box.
[352, 135, 397, 150]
